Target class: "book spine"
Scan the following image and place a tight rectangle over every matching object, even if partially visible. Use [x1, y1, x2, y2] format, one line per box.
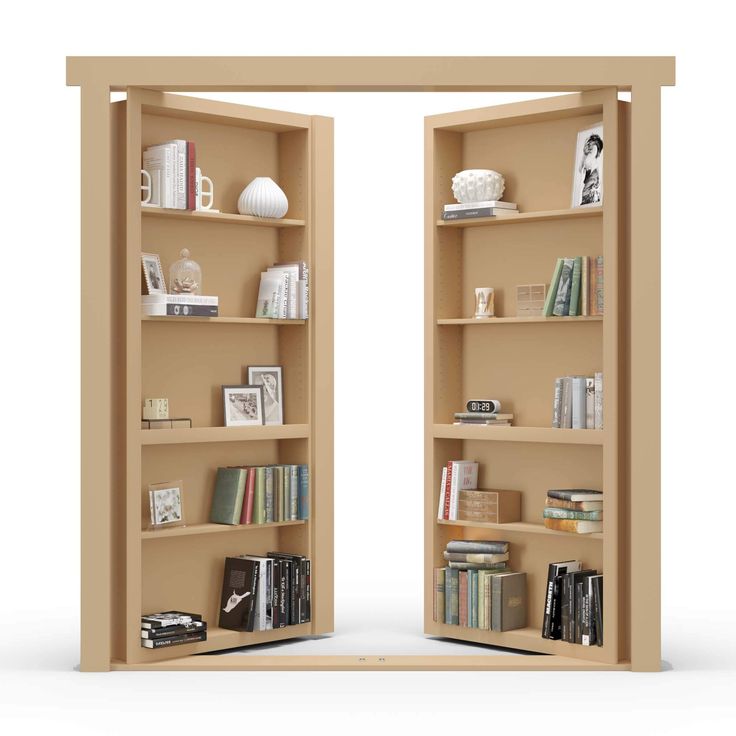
[443, 200, 517, 211]
[445, 540, 509, 554]
[561, 574, 572, 642]
[450, 569, 459, 625]
[448, 462, 460, 521]
[581, 578, 592, 646]
[571, 376, 587, 429]
[161, 304, 218, 317]
[264, 467, 274, 523]
[290, 465, 299, 521]
[593, 576, 604, 647]
[442, 462, 453, 520]
[549, 576, 563, 640]
[574, 581, 584, 644]
[140, 622, 205, 639]
[594, 372, 604, 430]
[442, 207, 517, 220]
[164, 145, 174, 208]
[186, 141, 196, 210]
[569, 256, 582, 316]
[141, 631, 207, 648]
[302, 263, 309, 319]
[176, 150, 186, 209]
[297, 465, 309, 520]
[552, 259, 574, 316]
[595, 256, 604, 315]
[543, 508, 603, 521]
[544, 518, 601, 534]
[254, 467, 265, 524]
[437, 466, 448, 520]
[433, 568, 445, 623]
[561, 377, 573, 429]
[543, 258, 564, 317]
[542, 564, 557, 639]
[484, 573, 492, 630]
[491, 576, 502, 632]
[581, 255, 590, 316]
[552, 377, 563, 428]
[458, 571, 468, 627]
[305, 558, 311, 623]
[280, 560, 290, 627]
[585, 377, 595, 429]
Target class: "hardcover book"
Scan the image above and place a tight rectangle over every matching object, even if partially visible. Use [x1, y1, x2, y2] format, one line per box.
[491, 572, 527, 632]
[445, 539, 509, 554]
[547, 489, 603, 502]
[543, 518, 603, 534]
[219, 557, 259, 631]
[141, 631, 207, 648]
[141, 611, 203, 630]
[552, 258, 574, 316]
[443, 551, 510, 564]
[210, 467, 247, 525]
[542, 560, 582, 639]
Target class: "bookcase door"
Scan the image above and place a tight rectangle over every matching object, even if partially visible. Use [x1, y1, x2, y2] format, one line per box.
[109, 89, 333, 664]
[424, 89, 625, 664]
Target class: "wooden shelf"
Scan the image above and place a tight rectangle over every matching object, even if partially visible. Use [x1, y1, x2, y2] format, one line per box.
[142, 207, 305, 228]
[142, 520, 305, 540]
[433, 424, 604, 445]
[140, 424, 310, 446]
[435, 207, 602, 228]
[437, 316, 603, 326]
[142, 315, 306, 326]
[437, 518, 603, 540]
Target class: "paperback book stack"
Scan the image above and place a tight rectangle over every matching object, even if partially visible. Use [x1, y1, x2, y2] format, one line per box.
[141, 293, 219, 318]
[543, 489, 603, 534]
[552, 373, 603, 429]
[543, 256, 604, 317]
[453, 399, 513, 427]
[142, 140, 197, 210]
[219, 552, 311, 632]
[140, 610, 207, 649]
[210, 465, 309, 526]
[541, 560, 603, 646]
[256, 261, 309, 319]
[433, 540, 527, 632]
[441, 200, 519, 221]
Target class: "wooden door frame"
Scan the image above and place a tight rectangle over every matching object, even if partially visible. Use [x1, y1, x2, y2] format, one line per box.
[67, 56, 675, 672]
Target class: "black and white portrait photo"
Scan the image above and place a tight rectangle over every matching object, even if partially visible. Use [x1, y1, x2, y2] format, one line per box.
[222, 385, 265, 426]
[572, 124, 604, 208]
[247, 366, 284, 425]
[141, 252, 167, 294]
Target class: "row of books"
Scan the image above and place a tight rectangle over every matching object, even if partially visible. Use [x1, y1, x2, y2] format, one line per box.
[256, 261, 309, 320]
[552, 373, 603, 429]
[543, 490, 603, 534]
[142, 140, 198, 210]
[543, 255, 604, 317]
[433, 541, 527, 631]
[140, 610, 207, 649]
[210, 465, 309, 526]
[441, 200, 519, 221]
[542, 561, 603, 646]
[220, 553, 310, 632]
[141, 293, 219, 318]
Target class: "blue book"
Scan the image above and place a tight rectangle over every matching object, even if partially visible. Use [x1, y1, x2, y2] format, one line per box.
[298, 464, 309, 520]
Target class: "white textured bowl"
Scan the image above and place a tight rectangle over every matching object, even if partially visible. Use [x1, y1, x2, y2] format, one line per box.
[451, 169, 505, 203]
[237, 177, 289, 218]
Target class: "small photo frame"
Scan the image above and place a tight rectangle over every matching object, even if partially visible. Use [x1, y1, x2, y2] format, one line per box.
[141, 252, 167, 295]
[571, 123, 604, 208]
[148, 481, 184, 529]
[222, 385, 265, 427]
[246, 366, 284, 425]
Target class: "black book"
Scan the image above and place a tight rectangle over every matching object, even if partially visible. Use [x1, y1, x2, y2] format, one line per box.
[140, 621, 207, 639]
[591, 574, 604, 647]
[219, 557, 259, 632]
[268, 552, 307, 625]
[569, 570, 597, 643]
[141, 610, 203, 630]
[141, 630, 207, 648]
[560, 573, 573, 642]
[271, 559, 281, 629]
[305, 559, 311, 623]
[542, 560, 581, 639]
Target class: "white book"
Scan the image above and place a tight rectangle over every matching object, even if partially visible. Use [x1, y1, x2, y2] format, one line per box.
[274, 261, 309, 318]
[256, 273, 283, 318]
[449, 460, 479, 520]
[444, 200, 517, 211]
[560, 377, 573, 429]
[594, 372, 604, 429]
[142, 145, 173, 208]
[571, 376, 587, 429]
[290, 465, 299, 521]
[552, 377, 563, 428]
[267, 265, 300, 319]
[141, 294, 218, 306]
[241, 556, 273, 631]
[437, 466, 448, 520]
[165, 139, 188, 209]
[585, 377, 595, 429]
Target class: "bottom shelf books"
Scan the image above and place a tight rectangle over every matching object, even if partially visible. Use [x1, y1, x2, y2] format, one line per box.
[433, 540, 527, 632]
[140, 610, 207, 649]
[220, 552, 310, 632]
[541, 561, 603, 646]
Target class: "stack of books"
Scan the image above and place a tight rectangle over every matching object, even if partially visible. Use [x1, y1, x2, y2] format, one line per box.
[141, 293, 219, 318]
[541, 561, 603, 646]
[453, 399, 513, 427]
[142, 140, 197, 210]
[210, 465, 309, 526]
[219, 552, 310, 632]
[552, 373, 603, 429]
[441, 200, 519, 221]
[543, 256, 604, 317]
[140, 610, 207, 649]
[256, 261, 309, 319]
[436, 460, 478, 521]
[433, 540, 527, 631]
[543, 489, 603, 534]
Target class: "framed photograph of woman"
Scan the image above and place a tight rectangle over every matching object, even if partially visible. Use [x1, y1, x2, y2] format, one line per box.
[247, 366, 284, 425]
[222, 385, 265, 427]
[141, 252, 167, 294]
[571, 124, 604, 208]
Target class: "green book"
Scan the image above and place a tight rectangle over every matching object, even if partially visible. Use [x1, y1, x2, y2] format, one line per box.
[253, 467, 266, 525]
[209, 467, 247, 525]
[543, 258, 564, 316]
[569, 256, 583, 316]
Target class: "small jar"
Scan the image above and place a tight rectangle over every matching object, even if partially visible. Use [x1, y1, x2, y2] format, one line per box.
[169, 248, 202, 294]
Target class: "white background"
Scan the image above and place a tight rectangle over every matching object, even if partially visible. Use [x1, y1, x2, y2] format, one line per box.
[1, 1, 735, 732]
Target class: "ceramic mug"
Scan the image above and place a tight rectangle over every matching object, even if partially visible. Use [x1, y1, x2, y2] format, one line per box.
[474, 287, 495, 318]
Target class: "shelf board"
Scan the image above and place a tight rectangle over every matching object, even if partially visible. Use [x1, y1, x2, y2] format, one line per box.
[436, 207, 602, 228]
[142, 520, 305, 540]
[141, 424, 310, 446]
[437, 518, 603, 540]
[142, 207, 305, 228]
[142, 315, 306, 326]
[433, 424, 604, 445]
[437, 316, 603, 326]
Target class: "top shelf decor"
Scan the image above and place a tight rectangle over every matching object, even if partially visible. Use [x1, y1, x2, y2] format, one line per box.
[238, 177, 289, 219]
[451, 169, 505, 203]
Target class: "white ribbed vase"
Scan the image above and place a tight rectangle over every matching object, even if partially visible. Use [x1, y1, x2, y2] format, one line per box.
[237, 177, 289, 218]
[451, 169, 505, 203]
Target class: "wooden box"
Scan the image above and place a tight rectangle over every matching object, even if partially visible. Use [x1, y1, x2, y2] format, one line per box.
[457, 489, 521, 524]
[516, 284, 547, 317]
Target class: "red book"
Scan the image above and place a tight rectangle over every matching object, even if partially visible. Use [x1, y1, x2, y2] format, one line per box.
[458, 571, 468, 627]
[240, 468, 256, 525]
[443, 461, 453, 520]
[186, 141, 196, 210]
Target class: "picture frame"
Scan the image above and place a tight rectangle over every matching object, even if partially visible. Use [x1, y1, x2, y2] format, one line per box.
[147, 480, 185, 530]
[246, 366, 284, 426]
[571, 123, 604, 208]
[222, 384, 265, 427]
[141, 252, 167, 295]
